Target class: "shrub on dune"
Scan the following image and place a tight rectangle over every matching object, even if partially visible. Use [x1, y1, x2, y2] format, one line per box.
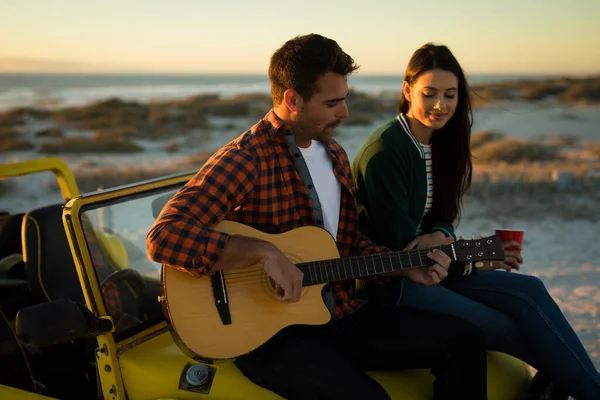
[542, 133, 581, 148]
[70, 151, 213, 192]
[473, 138, 560, 164]
[559, 82, 600, 104]
[589, 144, 600, 159]
[0, 180, 14, 197]
[470, 130, 505, 150]
[72, 168, 170, 192]
[0, 129, 35, 151]
[39, 137, 143, 154]
[1, 140, 35, 151]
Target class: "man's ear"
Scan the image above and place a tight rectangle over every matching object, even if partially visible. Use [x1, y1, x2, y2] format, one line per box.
[402, 81, 411, 103]
[283, 89, 302, 113]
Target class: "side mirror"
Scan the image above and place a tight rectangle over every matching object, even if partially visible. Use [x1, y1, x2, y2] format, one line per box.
[15, 299, 113, 347]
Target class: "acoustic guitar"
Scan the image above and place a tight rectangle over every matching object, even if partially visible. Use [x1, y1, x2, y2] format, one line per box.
[161, 220, 503, 360]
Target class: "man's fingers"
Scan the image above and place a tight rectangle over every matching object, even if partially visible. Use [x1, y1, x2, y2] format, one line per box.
[281, 285, 293, 302]
[428, 270, 441, 284]
[429, 264, 448, 280]
[292, 276, 302, 302]
[293, 270, 304, 302]
[437, 264, 448, 279]
[274, 284, 286, 301]
[428, 249, 452, 269]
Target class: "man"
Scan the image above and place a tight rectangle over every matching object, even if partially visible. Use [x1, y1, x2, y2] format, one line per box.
[146, 34, 488, 399]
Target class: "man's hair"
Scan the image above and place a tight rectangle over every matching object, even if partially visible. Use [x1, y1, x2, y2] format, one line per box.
[268, 34, 359, 105]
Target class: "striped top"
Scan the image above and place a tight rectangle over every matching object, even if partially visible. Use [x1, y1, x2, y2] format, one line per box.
[416, 143, 433, 235]
[395, 115, 435, 236]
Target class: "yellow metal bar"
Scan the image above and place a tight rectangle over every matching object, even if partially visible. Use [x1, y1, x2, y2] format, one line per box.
[0, 157, 80, 201]
[62, 197, 125, 400]
[60, 171, 195, 400]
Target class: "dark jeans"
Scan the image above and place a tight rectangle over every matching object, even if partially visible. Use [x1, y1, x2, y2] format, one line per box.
[234, 303, 488, 400]
[395, 272, 600, 400]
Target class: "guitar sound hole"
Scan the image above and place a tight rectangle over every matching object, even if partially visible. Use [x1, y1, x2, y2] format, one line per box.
[260, 275, 279, 300]
[268, 277, 277, 291]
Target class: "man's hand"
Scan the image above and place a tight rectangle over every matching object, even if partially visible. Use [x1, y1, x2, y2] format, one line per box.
[261, 243, 304, 302]
[213, 236, 304, 302]
[384, 236, 453, 285]
[479, 240, 523, 271]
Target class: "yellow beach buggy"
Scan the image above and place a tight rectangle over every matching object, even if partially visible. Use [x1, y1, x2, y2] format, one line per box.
[0, 157, 532, 400]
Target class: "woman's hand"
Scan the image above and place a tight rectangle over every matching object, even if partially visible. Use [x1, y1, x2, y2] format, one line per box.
[405, 231, 450, 250]
[479, 240, 523, 271]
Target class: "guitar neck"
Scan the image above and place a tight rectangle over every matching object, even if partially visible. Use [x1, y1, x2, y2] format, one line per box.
[298, 244, 456, 286]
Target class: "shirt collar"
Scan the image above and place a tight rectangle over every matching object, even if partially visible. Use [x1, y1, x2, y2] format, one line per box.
[397, 113, 425, 159]
[264, 108, 341, 162]
[264, 109, 292, 138]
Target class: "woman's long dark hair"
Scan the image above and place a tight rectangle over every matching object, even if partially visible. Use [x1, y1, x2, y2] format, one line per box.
[399, 43, 473, 229]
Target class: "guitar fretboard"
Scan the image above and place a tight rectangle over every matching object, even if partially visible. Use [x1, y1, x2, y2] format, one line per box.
[297, 245, 456, 286]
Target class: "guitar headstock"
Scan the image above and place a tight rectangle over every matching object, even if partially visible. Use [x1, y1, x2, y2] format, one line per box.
[454, 234, 504, 264]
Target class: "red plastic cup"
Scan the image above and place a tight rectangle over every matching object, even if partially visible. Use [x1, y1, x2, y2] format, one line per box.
[495, 229, 525, 255]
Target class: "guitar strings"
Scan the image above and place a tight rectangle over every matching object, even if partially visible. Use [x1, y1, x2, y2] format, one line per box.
[167, 243, 473, 297]
[170, 242, 475, 295]
[192, 245, 462, 287]
[222, 246, 455, 278]
[178, 252, 463, 292]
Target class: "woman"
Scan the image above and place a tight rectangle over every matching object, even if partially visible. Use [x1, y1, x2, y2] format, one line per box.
[351, 42, 600, 400]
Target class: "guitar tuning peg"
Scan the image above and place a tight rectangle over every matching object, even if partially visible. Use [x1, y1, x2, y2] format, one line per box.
[459, 235, 465, 240]
[480, 233, 487, 238]
[471, 235, 476, 240]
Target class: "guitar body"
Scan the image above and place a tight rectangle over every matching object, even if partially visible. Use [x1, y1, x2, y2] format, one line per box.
[162, 220, 338, 360]
[161, 220, 504, 361]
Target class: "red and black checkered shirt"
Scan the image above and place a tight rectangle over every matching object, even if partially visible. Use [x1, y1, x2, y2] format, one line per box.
[146, 110, 386, 320]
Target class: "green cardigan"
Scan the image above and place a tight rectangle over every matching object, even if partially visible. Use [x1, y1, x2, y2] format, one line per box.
[352, 115, 472, 277]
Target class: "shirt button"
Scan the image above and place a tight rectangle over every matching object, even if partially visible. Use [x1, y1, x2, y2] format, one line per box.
[294, 153, 300, 158]
[316, 220, 323, 225]
[307, 184, 313, 189]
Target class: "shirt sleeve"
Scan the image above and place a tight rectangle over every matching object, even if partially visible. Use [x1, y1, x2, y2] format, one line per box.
[362, 146, 417, 251]
[146, 146, 258, 277]
[430, 223, 457, 242]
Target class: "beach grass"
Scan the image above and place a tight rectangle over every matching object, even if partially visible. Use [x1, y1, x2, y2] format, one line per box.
[0, 180, 14, 198]
[40, 137, 144, 154]
[472, 138, 560, 164]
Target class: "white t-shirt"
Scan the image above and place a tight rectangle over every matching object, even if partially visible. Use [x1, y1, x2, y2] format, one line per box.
[298, 140, 341, 239]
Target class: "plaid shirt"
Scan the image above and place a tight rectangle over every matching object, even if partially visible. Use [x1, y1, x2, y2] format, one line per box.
[147, 110, 386, 320]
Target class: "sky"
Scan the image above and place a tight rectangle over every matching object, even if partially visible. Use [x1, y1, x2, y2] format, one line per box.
[1, 0, 599, 75]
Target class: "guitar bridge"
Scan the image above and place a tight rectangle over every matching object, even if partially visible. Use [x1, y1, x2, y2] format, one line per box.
[211, 271, 232, 325]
